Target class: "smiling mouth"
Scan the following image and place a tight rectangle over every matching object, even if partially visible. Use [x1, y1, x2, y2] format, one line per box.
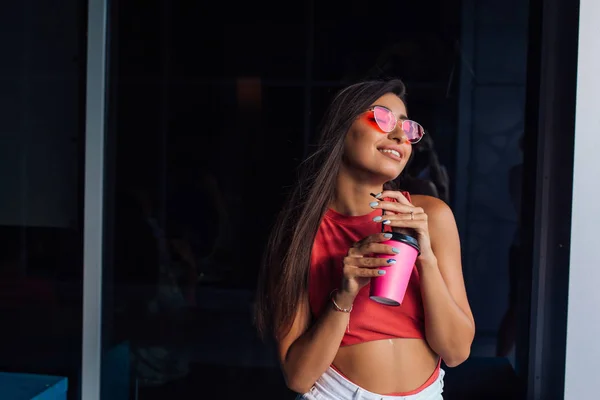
[379, 148, 402, 159]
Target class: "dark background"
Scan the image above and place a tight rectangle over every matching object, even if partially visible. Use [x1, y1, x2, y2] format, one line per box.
[0, 0, 538, 398]
[109, 0, 462, 288]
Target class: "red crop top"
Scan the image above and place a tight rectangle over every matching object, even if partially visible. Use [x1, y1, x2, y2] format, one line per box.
[308, 193, 441, 395]
[309, 194, 426, 345]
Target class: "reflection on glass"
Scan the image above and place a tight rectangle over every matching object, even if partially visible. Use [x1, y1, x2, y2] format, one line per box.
[101, 0, 530, 399]
[0, 2, 85, 399]
[496, 135, 524, 358]
[402, 133, 451, 204]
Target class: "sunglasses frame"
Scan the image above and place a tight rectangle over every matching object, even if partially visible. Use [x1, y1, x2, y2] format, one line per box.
[367, 105, 426, 144]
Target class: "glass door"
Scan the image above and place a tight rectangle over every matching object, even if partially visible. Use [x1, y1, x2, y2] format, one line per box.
[0, 1, 88, 399]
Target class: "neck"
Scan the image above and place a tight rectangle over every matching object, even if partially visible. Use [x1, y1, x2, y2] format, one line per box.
[330, 165, 385, 216]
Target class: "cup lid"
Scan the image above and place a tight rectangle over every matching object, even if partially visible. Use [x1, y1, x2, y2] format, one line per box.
[386, 232, 420, 252]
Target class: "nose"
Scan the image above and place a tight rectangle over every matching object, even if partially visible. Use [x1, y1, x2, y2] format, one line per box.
[387, 126, 409, 144]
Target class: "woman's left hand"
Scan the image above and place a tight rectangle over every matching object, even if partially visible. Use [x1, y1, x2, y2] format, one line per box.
[371, 190, 436, 264]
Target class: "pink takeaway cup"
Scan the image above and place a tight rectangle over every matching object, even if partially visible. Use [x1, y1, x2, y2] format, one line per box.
[370, 232, 420, 306]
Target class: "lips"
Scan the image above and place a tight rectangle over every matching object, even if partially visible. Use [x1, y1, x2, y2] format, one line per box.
[377, 145, 405, 161]
[379, 148, 401, 158]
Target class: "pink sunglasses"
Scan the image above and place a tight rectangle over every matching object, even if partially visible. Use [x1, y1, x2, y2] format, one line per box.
[367, 105, 425, 144]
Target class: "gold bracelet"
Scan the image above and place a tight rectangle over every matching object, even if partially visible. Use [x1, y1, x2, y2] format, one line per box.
[330, 289, 352, 333]
[330, 289, 353, 313]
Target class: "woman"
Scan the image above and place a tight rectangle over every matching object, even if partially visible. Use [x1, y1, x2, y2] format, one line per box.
[254, 79, 474, 399]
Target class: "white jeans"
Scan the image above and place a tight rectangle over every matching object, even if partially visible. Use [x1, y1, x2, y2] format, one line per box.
[297, 367, 445, 400]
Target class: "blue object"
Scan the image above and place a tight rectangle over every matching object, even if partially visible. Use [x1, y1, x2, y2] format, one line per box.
[0, 372, 68, 400]
[101, 341, 130, 400]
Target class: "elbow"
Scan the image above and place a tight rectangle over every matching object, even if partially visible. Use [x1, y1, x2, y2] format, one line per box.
[282, 366, 315, 394]
[442, 347, 470, 368]
[287, 382, 313, 395]
[432, 323, 475, 368]
[284, 374, 314, 395]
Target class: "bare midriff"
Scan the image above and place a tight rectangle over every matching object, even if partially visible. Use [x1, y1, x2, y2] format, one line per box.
[333, 338, 439, 395]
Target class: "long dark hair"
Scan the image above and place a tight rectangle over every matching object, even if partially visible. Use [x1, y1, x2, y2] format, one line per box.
[254, 79, 408, 340]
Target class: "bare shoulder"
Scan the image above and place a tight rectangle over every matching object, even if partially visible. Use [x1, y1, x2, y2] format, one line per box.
[411, 195, 460, 244]
[410, 194, 453, 219]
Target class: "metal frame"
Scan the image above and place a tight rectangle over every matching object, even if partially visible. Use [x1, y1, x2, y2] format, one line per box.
[82, 0, 108, 399]
[563, 1, 600, 396]
[522, 0, 580, 397]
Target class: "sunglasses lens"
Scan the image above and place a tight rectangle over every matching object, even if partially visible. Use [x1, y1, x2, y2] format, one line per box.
[402, 120, 425, 143]
[373, 106, 396, 132]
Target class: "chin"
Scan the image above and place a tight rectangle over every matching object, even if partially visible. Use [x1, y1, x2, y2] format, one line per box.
[372, 168, 403, 183]
[381, 165, 405, 180]
[347, 159, 405, 182]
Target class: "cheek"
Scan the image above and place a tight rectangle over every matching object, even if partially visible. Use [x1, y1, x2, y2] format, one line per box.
[343, 129, 375, 159]
[342, 140, 366, 165]
[347, 125, 379, 145]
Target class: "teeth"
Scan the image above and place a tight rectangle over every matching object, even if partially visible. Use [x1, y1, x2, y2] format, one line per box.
[380, 149, 401, 158]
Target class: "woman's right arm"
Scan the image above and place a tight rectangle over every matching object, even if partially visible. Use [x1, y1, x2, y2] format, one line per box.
[276, 232, 396, 394]
[277, 289, 355, 394]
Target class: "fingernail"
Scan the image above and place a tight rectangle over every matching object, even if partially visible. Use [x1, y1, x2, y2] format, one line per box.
[383, 233, 393, 238]
[383, 220, 391, 225]
[378, 270, 386, 275]
[392, 247, 400, 253]
[375, 192, 383, 198]
[373, 216, 383, 222]
[387, 259, 396, 264]
[369, 202, 379, 208]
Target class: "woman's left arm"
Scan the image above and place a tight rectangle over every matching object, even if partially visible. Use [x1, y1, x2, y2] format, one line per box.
[374, 191, 475, 367]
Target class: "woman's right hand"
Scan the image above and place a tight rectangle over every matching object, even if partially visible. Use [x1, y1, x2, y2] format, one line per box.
[339, 232, 399, 300]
